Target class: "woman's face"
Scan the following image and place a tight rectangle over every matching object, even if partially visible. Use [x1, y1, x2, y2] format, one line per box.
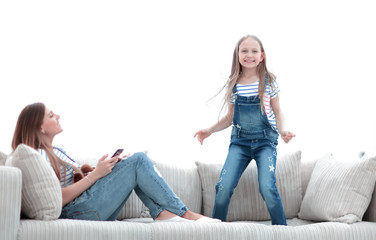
[238, 37, 264, 70]
[40, 107, 63, 137]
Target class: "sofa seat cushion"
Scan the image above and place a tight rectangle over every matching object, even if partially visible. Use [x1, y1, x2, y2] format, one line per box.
[5, 144, 62, 220]
[19, 219, 151, 240]
[299, 154, 376, 223]
[18, 218, 376, 240]
[196, 151, 302, 221]
[148, 219, 376, 240]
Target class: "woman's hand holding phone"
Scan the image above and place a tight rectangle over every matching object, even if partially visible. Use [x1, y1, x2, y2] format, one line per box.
[111, 149, 124, 158]
[111, 149, 124, 163]
[90, 149, 124, 181]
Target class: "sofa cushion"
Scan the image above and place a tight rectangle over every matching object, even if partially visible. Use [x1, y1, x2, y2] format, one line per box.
[298, 154, 376, 223]
[5, 144, 62, 220]
[117, 159, 202, 219]
[0, 151, 7, 165]
[195, 150, 302, 221]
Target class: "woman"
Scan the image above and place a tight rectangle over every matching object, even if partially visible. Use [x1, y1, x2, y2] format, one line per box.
[13, 102, 219, 222]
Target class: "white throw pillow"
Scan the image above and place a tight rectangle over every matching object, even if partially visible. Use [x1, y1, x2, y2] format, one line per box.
[298, 154, 376, 223]
[195, 151, 302, 221]
[0, 151, 7, 165]
[5, 144, 62, 220]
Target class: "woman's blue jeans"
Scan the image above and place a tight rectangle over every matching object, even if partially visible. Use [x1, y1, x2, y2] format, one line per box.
[60, 152, 188, 220]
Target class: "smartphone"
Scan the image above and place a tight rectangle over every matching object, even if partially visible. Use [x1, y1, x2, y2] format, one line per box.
[111, 148, 124, 158]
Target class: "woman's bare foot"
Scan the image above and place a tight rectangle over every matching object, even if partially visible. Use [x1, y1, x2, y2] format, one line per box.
[155, 210, 193, 222]
[181, 210, 221, 222]
[155, 210, 179, 220]
[181, 210, 203, 220]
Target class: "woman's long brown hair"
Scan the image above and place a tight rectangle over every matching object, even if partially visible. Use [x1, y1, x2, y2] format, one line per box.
[12, 102, 82, 183]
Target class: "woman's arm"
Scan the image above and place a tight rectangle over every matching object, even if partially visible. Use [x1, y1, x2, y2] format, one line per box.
[62, 174, 96, 206]
[61, 154, 119, 206]
[270, 95, 295, 143]
[194, 104, 234, 145]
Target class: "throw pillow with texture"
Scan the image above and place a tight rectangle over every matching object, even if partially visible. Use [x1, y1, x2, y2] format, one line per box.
[298, 154, 376, 223]
[195, 151, 302, 221]
[0, 151, 7, 165]
[5, 144, 62, 220]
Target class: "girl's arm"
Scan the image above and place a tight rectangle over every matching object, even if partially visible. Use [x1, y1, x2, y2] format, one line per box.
[194, 104, 234, 145]
[270, 95, 295, 143]
[61, 155, 119, 206]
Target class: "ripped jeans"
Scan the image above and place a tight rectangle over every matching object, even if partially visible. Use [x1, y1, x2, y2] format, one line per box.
[60, 152, 188, 220]
[212, 127, 286, 225]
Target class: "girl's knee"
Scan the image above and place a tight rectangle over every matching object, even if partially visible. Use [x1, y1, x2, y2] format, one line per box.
[259, 183, 278, 199]
[215, 182, 235, 198]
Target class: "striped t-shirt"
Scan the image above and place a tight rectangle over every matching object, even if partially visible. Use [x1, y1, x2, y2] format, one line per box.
[39, 148, 80, 188]
[230, 80, 280, 130]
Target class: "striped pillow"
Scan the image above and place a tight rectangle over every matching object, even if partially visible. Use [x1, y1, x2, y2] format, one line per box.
[298, 154, 376, 223]
[5, 144, 62, 220]
[196, 151, 302, 221]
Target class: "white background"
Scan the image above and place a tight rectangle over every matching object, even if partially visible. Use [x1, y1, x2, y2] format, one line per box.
[1, 0, 375, 166]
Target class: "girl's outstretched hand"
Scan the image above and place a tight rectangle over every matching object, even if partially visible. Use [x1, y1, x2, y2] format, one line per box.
[281, 131, 296, 144]
[194, 129, 212, 145]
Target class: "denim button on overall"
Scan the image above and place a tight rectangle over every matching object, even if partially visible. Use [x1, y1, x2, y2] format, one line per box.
[212, 86, 287, 225]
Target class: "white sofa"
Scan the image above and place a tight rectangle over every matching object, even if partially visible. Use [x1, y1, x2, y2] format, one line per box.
[1, 146, 376, 240]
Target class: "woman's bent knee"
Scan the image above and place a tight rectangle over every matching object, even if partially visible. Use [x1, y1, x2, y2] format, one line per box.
[133, 152, 148, 160]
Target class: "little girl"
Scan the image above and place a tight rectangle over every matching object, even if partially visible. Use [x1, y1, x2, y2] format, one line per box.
[194, 35, 295, 225]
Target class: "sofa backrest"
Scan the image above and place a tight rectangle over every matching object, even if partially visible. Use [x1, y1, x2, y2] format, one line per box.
[77, 153, 376, 222]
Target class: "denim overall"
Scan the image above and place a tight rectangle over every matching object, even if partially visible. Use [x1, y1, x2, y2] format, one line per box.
[212, 84, 287, 225]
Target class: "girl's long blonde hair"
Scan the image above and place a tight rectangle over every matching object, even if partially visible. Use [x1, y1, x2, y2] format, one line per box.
[217, 35, 276, 115]
[12, 102, 82, 183]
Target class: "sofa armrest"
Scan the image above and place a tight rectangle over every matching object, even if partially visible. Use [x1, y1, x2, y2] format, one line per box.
[0, 166, 22, 240]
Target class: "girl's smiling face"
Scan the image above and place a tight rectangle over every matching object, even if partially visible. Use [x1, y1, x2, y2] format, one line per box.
[41, 107, 63, 137]
[238, 37, 264, 70]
